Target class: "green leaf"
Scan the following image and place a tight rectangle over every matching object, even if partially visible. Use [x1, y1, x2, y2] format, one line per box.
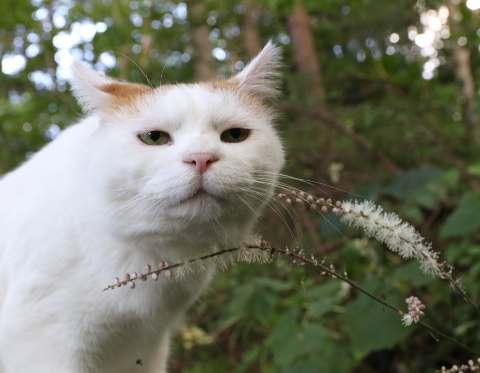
[267, 307, 306, 367]
[344, 279, 412, 359]
[445, 242, 480, 264]
[391, 262, 434, 286]
[267, 316, 354, 373]
[280, 360, 320, 373]
[384, 165, 443, 207]
[305, 281, 343, 317]
[467, 162, 480, 178]
[226, 279, 281, 324]
[440, 194, 480, 238]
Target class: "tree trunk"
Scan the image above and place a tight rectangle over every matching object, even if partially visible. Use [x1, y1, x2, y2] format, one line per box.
[452, 45, 478, 137]
[287, 1, 325, 103]
[242, 0, 262, 59]
[446, 0, 480, 144]
[188, 0, 217, 81]
[140, 33, 153, 70]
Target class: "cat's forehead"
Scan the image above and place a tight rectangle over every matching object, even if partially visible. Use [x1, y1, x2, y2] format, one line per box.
[153, 83, 240, 109]
[151, 81, 258, 108]
[125, 82, 267, 128]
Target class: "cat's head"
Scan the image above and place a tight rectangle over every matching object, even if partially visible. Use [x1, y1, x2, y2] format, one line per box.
[71, 43, 284, 247]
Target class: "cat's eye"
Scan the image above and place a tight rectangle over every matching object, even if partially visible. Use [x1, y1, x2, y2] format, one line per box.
[220, 128, 250, 143]
[138, 130, 172, 146]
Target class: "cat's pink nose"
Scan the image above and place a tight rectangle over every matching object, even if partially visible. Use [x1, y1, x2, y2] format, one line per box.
[184, 152, 218, 174]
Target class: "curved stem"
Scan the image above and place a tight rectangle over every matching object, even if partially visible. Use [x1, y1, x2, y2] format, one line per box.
[104, 243, 479, 357]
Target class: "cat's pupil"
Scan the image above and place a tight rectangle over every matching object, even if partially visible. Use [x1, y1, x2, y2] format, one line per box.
[230, 128, 241, 139]
[149, 131, 160, 141]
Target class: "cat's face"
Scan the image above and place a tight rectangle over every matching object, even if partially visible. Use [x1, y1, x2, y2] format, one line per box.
[72, 43, 284, 245]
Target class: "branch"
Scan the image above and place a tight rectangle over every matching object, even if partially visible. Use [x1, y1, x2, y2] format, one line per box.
[282, 102, 400, 174]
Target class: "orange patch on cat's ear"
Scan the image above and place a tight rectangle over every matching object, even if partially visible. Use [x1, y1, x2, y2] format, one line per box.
[209, 78, 240, 91]
[207, 78, 267, 110]
[99, 82, 152, 109]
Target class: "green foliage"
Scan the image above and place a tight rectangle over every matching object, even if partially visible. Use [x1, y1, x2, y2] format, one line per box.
[440, 194, 480, 239]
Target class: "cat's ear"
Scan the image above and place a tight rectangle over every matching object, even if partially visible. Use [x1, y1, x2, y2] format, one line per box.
[232, 41, 282, 101]
[70, 63, 150, 113]
[70, 63, 113, 112]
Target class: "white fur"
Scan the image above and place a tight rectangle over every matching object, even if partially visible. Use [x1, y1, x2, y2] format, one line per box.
[235, 41, 282, 100]
[69, 62, 113, 112]
[0, 44, 284, 372]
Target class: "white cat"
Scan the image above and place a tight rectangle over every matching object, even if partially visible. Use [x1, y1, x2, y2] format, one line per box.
[0, 42, 284, 372]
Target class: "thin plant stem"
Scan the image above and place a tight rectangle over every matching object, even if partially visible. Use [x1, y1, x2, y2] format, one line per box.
[104, 243, 479, 356]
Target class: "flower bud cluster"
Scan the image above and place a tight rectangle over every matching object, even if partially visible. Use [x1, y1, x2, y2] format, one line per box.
[401, 296, 426, 326]
[112, 261, 173, 290]
[277, 190, 343, 215]
[283, 247, 340, 279]
[441, 358, 480, 372]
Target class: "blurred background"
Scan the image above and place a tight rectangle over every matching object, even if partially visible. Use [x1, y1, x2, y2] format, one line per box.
[1, 0, 480, 372]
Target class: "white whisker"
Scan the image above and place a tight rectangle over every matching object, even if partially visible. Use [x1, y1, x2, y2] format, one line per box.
[234, 186, 301, 242]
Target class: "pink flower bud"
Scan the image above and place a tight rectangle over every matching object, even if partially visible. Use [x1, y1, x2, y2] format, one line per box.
[114, 277, 121, 287]
[151, 273, 159, 281]
[145, 264, 152, 273]
[129, 281, 135, 289]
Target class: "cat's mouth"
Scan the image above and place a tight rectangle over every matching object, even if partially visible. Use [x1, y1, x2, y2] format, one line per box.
[180, 187, 216, 204]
